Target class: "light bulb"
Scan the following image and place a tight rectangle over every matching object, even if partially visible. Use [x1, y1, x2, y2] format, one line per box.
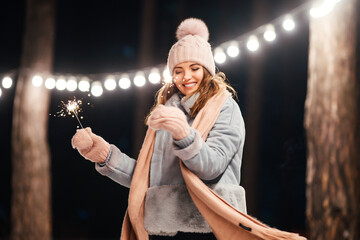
[91, 81, 103, 97]
[56, 78, 67, 91]
[226, 41, 240, 58]
[104, 77, 117, 91]
[310, 0, 338, 18]
[119, 74, 131, 89]
[2, 76, 13, 89]
[148, 68, 161, 84]
[66, 77, 77, 91]
[32, 75, 43, 87]
[134, 71, 146, 87]
[78, 78, 90, 92]
[282, 15, 295, 31]
[45, 77, 56, 89]
[163, 68, 172, 84]
[247, 35, 260, 52]
[263, 24, 276, 42]
[214, 48, 226, 64]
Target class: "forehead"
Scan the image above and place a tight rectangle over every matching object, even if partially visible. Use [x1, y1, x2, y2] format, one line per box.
[174, 61, 201, 68]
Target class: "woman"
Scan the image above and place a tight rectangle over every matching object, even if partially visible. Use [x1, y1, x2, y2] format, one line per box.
[72, 18, 247, 240]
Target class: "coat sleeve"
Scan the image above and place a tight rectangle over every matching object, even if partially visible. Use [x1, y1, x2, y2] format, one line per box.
[95, 144, 137, 188]
[173, 98, 245, 181]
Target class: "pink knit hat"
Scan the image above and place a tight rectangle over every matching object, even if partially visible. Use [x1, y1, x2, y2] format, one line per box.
[167, 18, 216, 76]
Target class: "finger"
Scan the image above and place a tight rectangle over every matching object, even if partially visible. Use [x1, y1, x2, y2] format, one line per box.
[150, 106, 167, 119]
[148, 118, 170, 131]
[149, 115, 186, 125]
[147, 118, 164, 130]
[160, 106, 185, 119]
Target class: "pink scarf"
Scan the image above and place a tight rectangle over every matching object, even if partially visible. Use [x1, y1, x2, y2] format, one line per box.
[121, 89, 306, 240]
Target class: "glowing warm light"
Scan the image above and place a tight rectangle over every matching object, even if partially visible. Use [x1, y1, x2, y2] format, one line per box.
[66, 100, 79, 112]
[214, 48, 226, 64]
[56, 78, 67, 91]
[32, 75, 43, 87]
[91, 81, 103, 97]
[66, 77, 78, 91]
[78, 78, 90, 92]
[57, 97, 84, 128]
[119, 74, 131, 89]
[247, 35, 260, 52]
[226, 41, 240, 58]
[148, 68, 161, 84]
[45, 77, 56, 89]
[282, 15, 295, 31]
[104, 77, 117, 91]
[310, 0, 339, 18]
[134, 71, 146, 87]
[2, 76, 13, 89]
[163, 68, 172, 84]
[263, 24, 276, 42]
[0, 3, 318, 100]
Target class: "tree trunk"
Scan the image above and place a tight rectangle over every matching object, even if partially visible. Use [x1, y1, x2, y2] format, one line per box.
[242, 0, 267, 215]
[11, 0, 55, 239]
[305, 0, 359, 239]
[132, 0, 156, 156]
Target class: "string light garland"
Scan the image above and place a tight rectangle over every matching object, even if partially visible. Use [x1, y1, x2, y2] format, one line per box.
[0, 0, 345, 98]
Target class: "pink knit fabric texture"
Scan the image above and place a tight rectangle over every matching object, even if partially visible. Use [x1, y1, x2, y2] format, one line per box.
[71, 127, 110, 163]
[147, 104, 190, 140]
[167, 18, 216, 76]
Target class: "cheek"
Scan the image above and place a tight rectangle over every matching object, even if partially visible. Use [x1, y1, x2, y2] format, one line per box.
[173, 77, 183, 90]
[173, 75, 182, 84]
[194, 70, 204, 82]
[173, 79, 183, 91]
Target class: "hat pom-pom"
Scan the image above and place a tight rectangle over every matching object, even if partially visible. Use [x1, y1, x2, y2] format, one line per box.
[176, 18, 209, 41]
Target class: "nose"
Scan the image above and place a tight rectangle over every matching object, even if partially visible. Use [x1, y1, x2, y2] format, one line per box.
[183, 75, 191, 81]
[183, 71, 192, 81]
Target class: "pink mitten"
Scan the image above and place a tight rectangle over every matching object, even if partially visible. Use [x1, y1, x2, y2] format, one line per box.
[147, 105, 190, 140]
[71, 127, 110, 163]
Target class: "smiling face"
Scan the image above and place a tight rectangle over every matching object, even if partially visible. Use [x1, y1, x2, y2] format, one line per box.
[173, 61, 204, 97]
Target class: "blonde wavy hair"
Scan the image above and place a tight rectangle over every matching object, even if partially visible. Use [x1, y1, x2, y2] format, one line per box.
[146, 67, 237, 122]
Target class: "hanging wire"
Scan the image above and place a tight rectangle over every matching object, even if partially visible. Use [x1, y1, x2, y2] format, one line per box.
[0, 0, 344, 95]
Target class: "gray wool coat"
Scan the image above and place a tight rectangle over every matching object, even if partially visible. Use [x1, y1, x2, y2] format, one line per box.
[95, 92, 247, 236]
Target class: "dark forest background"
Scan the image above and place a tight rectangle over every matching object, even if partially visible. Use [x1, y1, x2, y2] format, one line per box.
[1, 0, 350, 238]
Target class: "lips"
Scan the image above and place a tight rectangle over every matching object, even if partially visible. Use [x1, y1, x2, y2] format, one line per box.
[183, 82, 197, 88]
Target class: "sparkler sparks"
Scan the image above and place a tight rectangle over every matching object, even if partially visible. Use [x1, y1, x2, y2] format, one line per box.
[55, 97, 85, 129]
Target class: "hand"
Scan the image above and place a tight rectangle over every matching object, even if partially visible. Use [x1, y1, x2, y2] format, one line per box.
[71, 127, 110, 163]
[147, 105, 190, 140]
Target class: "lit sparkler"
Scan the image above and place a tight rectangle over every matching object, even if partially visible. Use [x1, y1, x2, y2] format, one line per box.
[56, 97, 84, 129]
[66, 100, 84, 129]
